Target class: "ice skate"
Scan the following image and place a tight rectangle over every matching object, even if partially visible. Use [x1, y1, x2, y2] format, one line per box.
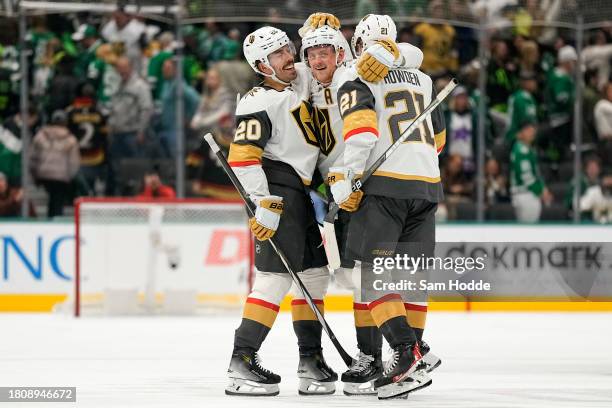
[374, 343, 432, 400]
[226, 349, 280, 396]
[341, 351, 383, 395]
[420, 340, 442, 373]
[297, 349, 337, 395]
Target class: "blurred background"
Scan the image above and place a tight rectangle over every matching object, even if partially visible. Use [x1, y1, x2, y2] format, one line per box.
[0, 0, 610, 224]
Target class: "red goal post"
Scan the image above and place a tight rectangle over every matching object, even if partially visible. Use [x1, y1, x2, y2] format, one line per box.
[73, 197, 254, 316]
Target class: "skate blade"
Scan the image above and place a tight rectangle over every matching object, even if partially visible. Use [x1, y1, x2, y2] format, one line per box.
[377, 372, 432, 400]
[298, 378, 336, 395]
[225, 378, 279, 396]
[343, 381, 377, 396]
[423, 353, 442, 373]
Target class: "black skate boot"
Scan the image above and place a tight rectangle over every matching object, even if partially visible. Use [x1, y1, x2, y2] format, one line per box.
[420, 339, 442, 373]
[374, 343, 431, 400]
[341, 351, 383, 395]
[226, 349, 281, 396]
[297, 349, 338, 395]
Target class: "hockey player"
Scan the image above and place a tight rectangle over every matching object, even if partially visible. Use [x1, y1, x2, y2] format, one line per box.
[328, 14, 447, 399]
[300, 22, 433, 395]
[225, 15, 403, 397]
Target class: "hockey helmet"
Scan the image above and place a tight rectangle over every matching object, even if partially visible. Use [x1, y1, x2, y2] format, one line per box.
[351, 14, 397, 57]
[243, 26, 296, 84]
[300, 25, 347, 66]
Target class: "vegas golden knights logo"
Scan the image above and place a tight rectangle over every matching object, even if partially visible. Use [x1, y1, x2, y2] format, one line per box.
[313, 107, 336, 156]
[290, 101, 319, 148]
[249, 35, 255, 44]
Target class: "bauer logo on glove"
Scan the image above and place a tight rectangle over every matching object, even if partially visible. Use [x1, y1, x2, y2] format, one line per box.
[249, 195, 284, 241]
[328, 167, 364, 212]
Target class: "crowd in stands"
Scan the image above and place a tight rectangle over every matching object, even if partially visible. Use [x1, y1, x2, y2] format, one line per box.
[0, 1, 610, 222]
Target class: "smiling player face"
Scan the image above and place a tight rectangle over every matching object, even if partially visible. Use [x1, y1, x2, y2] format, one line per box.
[266, 44, 297, 83]
[306, 45, 342, 85]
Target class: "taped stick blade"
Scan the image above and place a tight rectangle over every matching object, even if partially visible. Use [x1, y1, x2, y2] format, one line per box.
[323, 220, 341, 270]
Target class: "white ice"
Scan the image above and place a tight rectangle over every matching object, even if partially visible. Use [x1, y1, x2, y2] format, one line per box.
[0, 312, 611, 407]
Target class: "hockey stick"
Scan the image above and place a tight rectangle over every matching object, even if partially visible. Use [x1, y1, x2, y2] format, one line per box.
[203, 133, 354, 367]
[323, 78, 458, 269]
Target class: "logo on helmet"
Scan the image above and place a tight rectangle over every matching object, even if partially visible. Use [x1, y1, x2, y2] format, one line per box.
[249, 35, 255, 44]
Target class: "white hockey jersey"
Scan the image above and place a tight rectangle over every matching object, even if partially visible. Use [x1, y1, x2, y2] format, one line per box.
[228, 63, 321, 197]
[312, 43, 427, 178]
[336, 65, 446, 201]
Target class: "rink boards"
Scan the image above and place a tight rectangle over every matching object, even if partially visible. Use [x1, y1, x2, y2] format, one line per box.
[1, 221, 612, 312]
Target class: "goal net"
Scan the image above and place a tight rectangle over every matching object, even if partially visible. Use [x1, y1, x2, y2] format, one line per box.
[70, 198, 253, 316]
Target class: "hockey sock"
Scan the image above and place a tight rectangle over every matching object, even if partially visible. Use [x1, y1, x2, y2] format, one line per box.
[233, 297, 280, 351]
[368, 294, 416, 348]
[291, 298, 324, 355]
[353, 302, 383, 355]
[404, 303, 427, 342]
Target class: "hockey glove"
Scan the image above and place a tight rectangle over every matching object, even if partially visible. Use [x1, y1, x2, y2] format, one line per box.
[249, 195, 284, 241]
[328, 167, 363, 212]
[356, 38, 400, 83]
[309, 13, 341, 30]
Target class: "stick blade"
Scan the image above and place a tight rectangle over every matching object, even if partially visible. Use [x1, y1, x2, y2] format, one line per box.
[323, 220, 341, 270]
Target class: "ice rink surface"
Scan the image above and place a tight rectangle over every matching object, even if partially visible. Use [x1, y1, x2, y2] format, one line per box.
[0, 311, 611, 407]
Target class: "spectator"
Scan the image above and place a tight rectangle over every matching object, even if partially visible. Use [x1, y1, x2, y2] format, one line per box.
[155, 58, 200, 158]
[442, 153, 474, 219]
[27, 16, 56, 72]
[0, 171, 22, 217]
[107, 56, 152, 194]
[30, 110, 80, 218]
[191, 115, 240, 200]
[213, 30, 258, 97]
[66, 83, 109, 196]
[191, 67, 234, 135]
[582, 30, 612, 91]
[577, 158, 612, 223]
[46, 56, 78, 116]
[505, 70, 538, 144]
[594, 82, 612, 166]
[513, 0, 545, 39]
[583, 69, 602, 143]
[0, 107, 39, 185]
[413, 0, 458, 77]
[510, 122, 552, 222]
[32, 37, 63, 98]
[108, 56, 153, 156]
[72, 24, 102, 78]
[201, 22, 231, 66]
[485, 158, 509, 205]
[543, 45, 577, 160]
[222, 28, 241, 60]
[147, 31, 175, 101]
[137, 167, 176, 199]
[0, 49, 17, 121]
[517, 40, 540, 78]
[594, 82, 612, 141]
[88, 43, 122, 104]
[445, 86, 477, 173]
[101, 8, 146, 72]
[565, 156, 607, 216]
[487, 39, 517, 113]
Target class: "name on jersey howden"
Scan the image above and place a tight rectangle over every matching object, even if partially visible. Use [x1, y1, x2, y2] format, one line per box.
[384, 70, 421, 87]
